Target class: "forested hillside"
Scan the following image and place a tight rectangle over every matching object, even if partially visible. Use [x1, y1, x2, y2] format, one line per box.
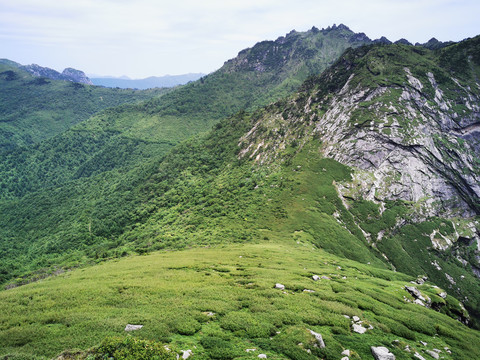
[0, 25, 371, 200]
[0, 62, 166, 152]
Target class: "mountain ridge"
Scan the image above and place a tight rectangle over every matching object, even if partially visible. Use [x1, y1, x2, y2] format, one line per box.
[0, 61, 167, 152]
[0, 24, 374, 200]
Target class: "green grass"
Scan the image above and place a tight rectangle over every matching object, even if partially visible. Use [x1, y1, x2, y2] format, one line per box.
[1, 241, 478, 360]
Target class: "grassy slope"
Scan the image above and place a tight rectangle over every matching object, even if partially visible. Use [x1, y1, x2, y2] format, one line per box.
[1, 241, 479, 360]
[0, 63, 166, 152]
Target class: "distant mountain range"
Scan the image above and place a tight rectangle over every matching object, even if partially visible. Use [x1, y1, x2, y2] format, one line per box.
[90, 73, 205, 89]
[0, 59, 204, 89]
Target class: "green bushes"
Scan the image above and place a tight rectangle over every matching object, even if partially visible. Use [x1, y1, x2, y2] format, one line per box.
[220, 311, 274, 338]
[92, 336, 175, 360]
[170, 317, 201, 335]
[200, 336, 239, 360]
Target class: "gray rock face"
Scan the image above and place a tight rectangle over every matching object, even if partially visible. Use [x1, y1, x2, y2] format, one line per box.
[318, 71, 480, 218]
[21, 63, 93, 84]
[371, 346, 395, 360]
[62, 68, 93, 85]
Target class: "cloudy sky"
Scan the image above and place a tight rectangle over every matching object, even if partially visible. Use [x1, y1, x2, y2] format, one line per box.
[1, 0, 479, 79]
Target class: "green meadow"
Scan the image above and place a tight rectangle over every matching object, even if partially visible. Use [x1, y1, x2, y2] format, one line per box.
[1, 241, 478, 359]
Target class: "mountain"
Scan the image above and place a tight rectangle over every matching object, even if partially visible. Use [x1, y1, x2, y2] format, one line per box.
[1, 27, 480, 360]
[0, 59, 96, 85]
[0, 24, 373, 200]
[417, 37, 455, 50]
[90, 73, 205, 89]
[18, 63, 93, 84]
[0, 61, 168, 152]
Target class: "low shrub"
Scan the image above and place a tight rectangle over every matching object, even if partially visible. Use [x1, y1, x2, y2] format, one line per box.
[220, 311, 274, 338]
[200, 336, 239, 360]
[171, 317, 201, 335]
[93, 336, 175, 360]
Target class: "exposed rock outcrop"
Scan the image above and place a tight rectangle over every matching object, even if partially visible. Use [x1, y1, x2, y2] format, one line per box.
[371, 346, 395, 360]
[21, 63, 93, 84]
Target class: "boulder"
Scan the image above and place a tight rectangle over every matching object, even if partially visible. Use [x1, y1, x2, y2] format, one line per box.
[258, 354, 267, 359]
[352, 324, 367, 334]
[371, 346, 395, 360]
[312, 275, 320, 281]
[308, 329, 326, 348]
[414, 352, 426, 360]
[181, 350, 193, 359]
[275, 283, 285, 290]
[414, 299, 425, 306]
[426, 350, 439, 359]
[124, 324, 143, 331]
[405, 286, 425, 301]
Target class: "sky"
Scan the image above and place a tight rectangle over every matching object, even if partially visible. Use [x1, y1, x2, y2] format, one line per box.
[0, 0, 479, 79]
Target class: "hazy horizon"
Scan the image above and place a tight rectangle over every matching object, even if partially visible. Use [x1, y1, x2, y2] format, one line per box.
[1, 0, 479, 78]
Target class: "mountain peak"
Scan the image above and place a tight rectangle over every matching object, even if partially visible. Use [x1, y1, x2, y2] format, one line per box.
[20, 63, 93, 85]
[225, 24, 372, 73]
[394, 38, 413, 45]
[61, 67, 93, 84]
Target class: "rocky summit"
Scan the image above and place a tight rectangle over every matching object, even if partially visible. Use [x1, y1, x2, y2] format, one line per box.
[21, 63, 93, 84]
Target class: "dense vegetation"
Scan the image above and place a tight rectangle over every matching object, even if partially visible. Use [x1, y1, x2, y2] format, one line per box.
[0, 62, 167, 152]
[0, 25, 370, 199]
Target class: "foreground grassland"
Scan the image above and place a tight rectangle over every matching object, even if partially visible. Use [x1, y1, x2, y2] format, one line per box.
[1, 241, 479, 360]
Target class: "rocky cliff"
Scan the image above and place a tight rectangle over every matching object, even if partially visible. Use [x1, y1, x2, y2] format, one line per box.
[240, 38, 480, 219]
[21, 64, 93, 84]
[237, 37, 480, 314]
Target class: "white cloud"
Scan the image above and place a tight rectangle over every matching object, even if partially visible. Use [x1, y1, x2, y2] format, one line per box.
[0, 0, 478, 78]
